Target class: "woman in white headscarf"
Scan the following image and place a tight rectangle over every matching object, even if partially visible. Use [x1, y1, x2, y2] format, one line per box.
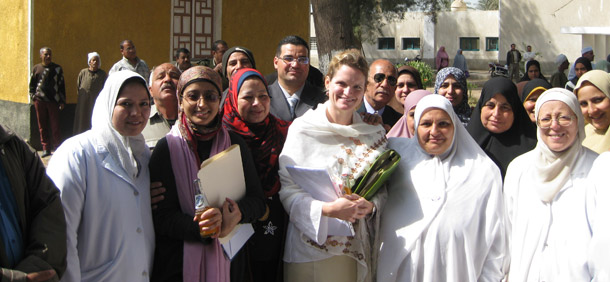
[504, 88, 598, 281]
[378, 94, 506, 282]
[47, 71, 155, 282]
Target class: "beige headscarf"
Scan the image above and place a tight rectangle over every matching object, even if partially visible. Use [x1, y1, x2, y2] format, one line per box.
[574, 70, 610, 153]
[533, 88, 586, 202]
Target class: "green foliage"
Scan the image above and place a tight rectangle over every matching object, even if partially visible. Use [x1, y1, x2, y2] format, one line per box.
[477, 0, 498, 10]
[396, 61, 435, 89]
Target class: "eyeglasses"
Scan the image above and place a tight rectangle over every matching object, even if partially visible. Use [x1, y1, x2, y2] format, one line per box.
[183, 92, 221, 105]
[279, 56, 309, 65]
[373, 73, 397, 87]
[537, 115, 574, 129]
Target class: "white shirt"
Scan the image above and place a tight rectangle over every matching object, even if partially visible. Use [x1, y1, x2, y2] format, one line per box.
[109, 57, 151, 83]
[47, 131, 155, 282]
[363, 98, 385, 116]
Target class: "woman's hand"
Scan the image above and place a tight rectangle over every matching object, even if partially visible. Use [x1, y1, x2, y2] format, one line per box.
[322, 195, 375, 223]
[150, 181, 166, 210]
[193, 207, 222, 239]
[219, 198, 242, 238]
[351, 195, 375, 217]
[26, 269, 56, 282]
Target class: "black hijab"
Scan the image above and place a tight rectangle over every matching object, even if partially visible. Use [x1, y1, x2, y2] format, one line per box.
[467, 77, 537, 177]
[570, 56, 593, 85]
[521, 78, 552, 102]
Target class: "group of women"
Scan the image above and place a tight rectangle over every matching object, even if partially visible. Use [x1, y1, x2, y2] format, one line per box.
[43, 46, 610, 282]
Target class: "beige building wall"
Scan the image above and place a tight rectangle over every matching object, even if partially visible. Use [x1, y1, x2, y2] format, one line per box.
[360, 10, 499, 69]
[500, 0, 610, 75]
[361, 12, 427, 64]
[436, 10, 499, 69]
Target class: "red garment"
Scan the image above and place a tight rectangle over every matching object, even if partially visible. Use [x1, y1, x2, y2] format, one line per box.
[222, 68, 290, 197]
[34, 100, 61, 150]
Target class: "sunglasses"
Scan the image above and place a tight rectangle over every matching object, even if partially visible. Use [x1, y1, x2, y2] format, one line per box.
[373, 73, 397, 86]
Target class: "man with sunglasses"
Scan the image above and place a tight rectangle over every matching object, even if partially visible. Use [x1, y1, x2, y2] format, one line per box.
[269, 35, 326, 121]
[358, 59, 402, 131]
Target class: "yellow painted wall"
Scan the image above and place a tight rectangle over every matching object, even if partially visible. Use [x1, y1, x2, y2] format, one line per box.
[222, 0, 310, 75]
[32, 0, 171, 104]
[0, 1, 29, 103]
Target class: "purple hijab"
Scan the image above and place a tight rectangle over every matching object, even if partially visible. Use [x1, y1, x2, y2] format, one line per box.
[387, 90, 432, 138]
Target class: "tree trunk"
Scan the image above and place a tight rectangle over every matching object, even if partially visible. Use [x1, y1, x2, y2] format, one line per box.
[311, 0, 362, 75]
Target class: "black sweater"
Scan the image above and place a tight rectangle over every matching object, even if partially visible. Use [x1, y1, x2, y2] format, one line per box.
[150, 131, 265, 282]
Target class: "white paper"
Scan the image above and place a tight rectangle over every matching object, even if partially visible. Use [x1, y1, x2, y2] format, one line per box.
[285, 165, 354, 236]
[220, 223, 254, 260]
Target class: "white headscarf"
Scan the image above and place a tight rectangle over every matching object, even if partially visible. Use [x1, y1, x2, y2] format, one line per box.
[88, 51, 101, 67]
[91, 70, 150, 180]
[532, 88, 586, 202]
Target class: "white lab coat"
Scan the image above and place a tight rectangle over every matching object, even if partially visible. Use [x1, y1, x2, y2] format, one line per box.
[47, 131, 154, 282]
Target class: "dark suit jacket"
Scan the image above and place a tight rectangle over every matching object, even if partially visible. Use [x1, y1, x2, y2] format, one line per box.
[357, 102, 402, 128]
[268, 80, 326, 121]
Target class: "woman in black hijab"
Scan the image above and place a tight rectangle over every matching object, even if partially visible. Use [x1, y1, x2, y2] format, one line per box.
[467, 77, 537, 177]
[520, 60, 547, 82]
[521, 78, 553, 123]
[566, 57, 593, 91]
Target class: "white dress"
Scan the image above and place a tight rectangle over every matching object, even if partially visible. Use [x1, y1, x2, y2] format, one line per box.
[377, 94, 506, 282]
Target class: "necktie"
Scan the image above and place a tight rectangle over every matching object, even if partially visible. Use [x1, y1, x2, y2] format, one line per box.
[287, 96, 298, 118]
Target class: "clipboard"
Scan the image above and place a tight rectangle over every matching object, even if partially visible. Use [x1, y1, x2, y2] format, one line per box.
[197, 144, 245, 208]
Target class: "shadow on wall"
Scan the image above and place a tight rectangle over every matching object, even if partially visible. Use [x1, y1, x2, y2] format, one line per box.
[499, 2, 557, 76]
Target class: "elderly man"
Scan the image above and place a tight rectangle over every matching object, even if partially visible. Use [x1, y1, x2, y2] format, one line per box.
[506, 43, 522, 83]
[0, 124, 67, 281]
[141, 63, 180, 148]
[568, 46, 595, 80]
[268, 35, 326, 121]
[174, 48, 191, 72]
[28, 47, 65, 157]
[109, 40, 150, 82]
[358, 59, 401, 131]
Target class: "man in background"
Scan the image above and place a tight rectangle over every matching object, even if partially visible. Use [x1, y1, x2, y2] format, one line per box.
[550, 54, 569, 88]
[28, 47, 65, 157]
[142, 63, 181, 148]
[506, 43, 522, 83]
[268, 35, 326, 121]
[109, 39, 150, 82]
[174, 48, 192, 72]
[358, 59, 401, 131]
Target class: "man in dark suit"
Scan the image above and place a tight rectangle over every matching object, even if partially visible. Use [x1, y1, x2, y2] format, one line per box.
[358, 59, 401, 131]
[268, 35, 326, 121]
